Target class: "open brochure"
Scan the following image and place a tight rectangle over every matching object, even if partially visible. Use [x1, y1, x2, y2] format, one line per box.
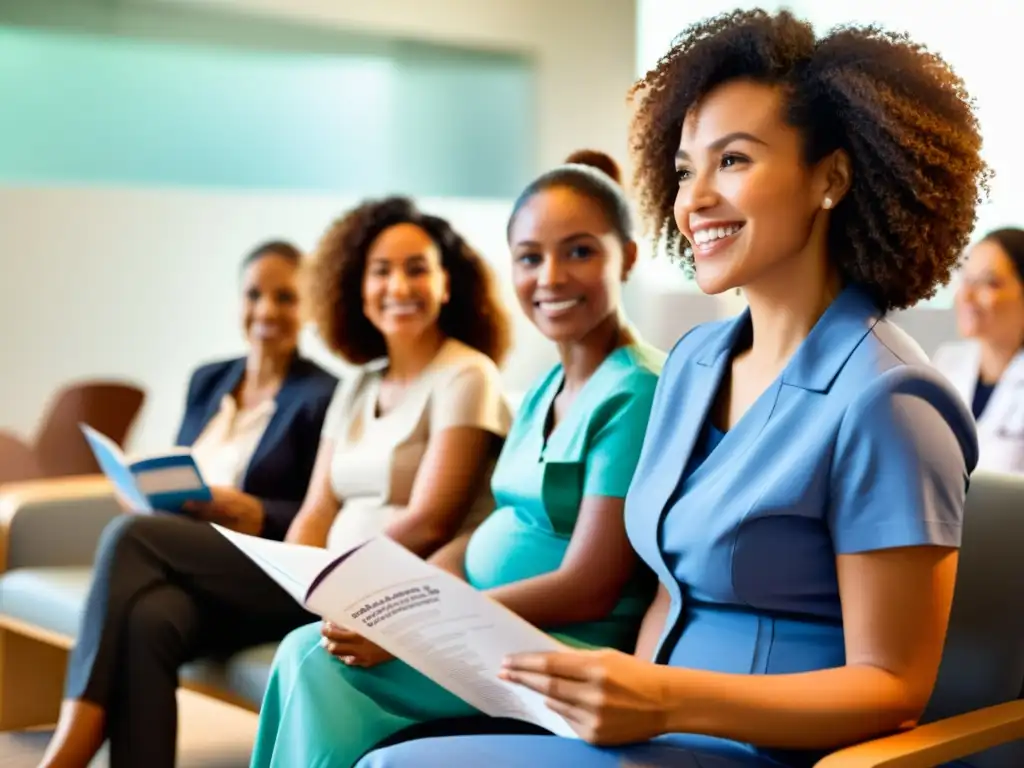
[81, 424, 211, 513]
[214, 527, 577, 738]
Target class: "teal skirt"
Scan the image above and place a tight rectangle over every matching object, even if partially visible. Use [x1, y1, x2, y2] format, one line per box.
[250, 622, 595, 768]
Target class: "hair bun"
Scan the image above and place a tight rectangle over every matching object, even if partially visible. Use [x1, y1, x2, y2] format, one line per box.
[564, 149, 622, 184]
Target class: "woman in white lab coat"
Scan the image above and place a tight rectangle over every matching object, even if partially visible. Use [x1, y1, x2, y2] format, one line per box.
[934, 227, 1024, 473]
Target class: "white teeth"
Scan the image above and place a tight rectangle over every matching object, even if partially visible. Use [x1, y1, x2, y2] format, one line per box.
[385, 302, 420, 315]
[538, 298, 581, 312]
[693, 224, 742, 246]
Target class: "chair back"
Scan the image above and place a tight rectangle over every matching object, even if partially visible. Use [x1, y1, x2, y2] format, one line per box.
[0, 430, 43, 486]
[33, 381, 145, 477]
[922, 471, 1024, 767]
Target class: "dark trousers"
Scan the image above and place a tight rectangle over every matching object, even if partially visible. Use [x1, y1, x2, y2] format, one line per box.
[65, 514, 314, 768]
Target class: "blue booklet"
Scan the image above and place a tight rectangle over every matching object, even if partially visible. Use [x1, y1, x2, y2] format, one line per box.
[80, 424, 212, 513]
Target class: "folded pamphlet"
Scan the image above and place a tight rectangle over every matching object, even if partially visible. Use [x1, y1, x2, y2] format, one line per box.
[81, 424, 212, 513]
[214, 527, 576, 737]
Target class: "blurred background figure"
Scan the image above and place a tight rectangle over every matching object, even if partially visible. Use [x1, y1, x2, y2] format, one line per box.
[181, 240, 340, 536]
[934, 228, 1024, 473]
[37, 240, 338, 768]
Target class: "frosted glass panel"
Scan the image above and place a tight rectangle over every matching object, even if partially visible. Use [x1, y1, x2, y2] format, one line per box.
[0, 26, 534, 197]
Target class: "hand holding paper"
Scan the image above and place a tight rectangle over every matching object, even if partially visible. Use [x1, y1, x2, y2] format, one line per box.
[214, 526, 578, 737]
[499, 647, 673, 745]
[320, 622, 393, 668]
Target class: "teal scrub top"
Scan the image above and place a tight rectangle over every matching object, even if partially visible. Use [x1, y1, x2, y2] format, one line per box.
[464, 341, 665, 649]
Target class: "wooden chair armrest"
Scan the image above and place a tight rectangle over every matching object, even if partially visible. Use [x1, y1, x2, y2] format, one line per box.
[0, 474, 112, 527]
[815, 700, 1024, 768]
[0, 474, 115, 572]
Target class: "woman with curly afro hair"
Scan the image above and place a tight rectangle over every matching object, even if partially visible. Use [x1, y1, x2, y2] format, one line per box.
[358, 9, 987, 768]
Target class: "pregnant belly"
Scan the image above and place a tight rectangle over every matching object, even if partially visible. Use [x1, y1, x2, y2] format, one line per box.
[464, 507, 568, 591]
[665, 604, 846, 675]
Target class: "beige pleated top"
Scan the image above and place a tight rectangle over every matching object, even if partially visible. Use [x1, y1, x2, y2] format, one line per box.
[323, 338, 511, 551]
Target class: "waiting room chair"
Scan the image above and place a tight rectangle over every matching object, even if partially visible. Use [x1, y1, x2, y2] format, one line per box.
[0, 431, 43, 486]
[32, 381, 145, 477]
[819, 471, 1024, 767]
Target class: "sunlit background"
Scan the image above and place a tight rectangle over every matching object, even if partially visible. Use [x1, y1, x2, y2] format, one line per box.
[0, 0, 1015, 451]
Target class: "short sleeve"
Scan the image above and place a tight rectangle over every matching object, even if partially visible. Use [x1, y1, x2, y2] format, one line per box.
[320, 375, 359, 441]
[430, 361, 510, 437]
[583, 374, 658, 498]
[828, 368, 977, 555]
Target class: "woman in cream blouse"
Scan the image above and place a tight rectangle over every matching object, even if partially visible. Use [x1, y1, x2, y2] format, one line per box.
[285, 196, 512, 555]
[320, 341, 509, 550]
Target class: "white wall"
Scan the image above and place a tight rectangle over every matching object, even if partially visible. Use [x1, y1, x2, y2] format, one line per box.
[0, 187, 526, 452]
[157, 0, 640, 171]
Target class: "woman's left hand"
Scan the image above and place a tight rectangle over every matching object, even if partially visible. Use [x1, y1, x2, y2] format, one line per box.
[321, 622, 394, 668]
[500, 648, 670, 745]
[183, 487, 265, 536]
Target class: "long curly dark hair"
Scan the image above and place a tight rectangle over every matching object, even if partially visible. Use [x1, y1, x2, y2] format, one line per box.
[630, 8, 990, 311]
[310, 197, 511, 365]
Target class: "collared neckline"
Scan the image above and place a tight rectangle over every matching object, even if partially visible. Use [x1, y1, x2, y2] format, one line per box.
[695, 285, 881, 393]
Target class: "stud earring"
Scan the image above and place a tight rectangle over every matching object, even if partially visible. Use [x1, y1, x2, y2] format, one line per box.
[823, 197, 834, 210]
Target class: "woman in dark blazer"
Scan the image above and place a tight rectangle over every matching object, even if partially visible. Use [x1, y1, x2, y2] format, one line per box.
[175, 353, 336, 540]
[39, 241, 338, 768]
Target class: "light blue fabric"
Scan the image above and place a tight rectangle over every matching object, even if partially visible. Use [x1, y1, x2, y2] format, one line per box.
[357, 733, 790, 768]
[356, 286, 978, 768]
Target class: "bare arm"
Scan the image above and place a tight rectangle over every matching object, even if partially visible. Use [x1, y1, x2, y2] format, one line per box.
[487, 495, 637, 628]
[634, 584, 671, 661]
[428, 532, 472, 579]
[284, 438, 341, 547]
[649, 386, 971, 748]
[658, 546, 957, 749]
[382, 426, 500, 558]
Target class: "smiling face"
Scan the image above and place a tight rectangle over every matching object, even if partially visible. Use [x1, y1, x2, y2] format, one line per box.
[673, 79, 845, 296]
[241, 252, 301, 358]
[955, 239, 1024, 348]
[361, 222, 449, 346]
[508, 186, 636, 344]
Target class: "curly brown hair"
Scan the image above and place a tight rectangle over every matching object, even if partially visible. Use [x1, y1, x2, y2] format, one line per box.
[629, 9, 990, 311]
[310, 197, 511, 365]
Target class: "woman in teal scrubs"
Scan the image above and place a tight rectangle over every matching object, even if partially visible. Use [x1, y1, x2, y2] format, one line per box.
[357, 10, 986, 768]
[250, 156, 665, 768]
